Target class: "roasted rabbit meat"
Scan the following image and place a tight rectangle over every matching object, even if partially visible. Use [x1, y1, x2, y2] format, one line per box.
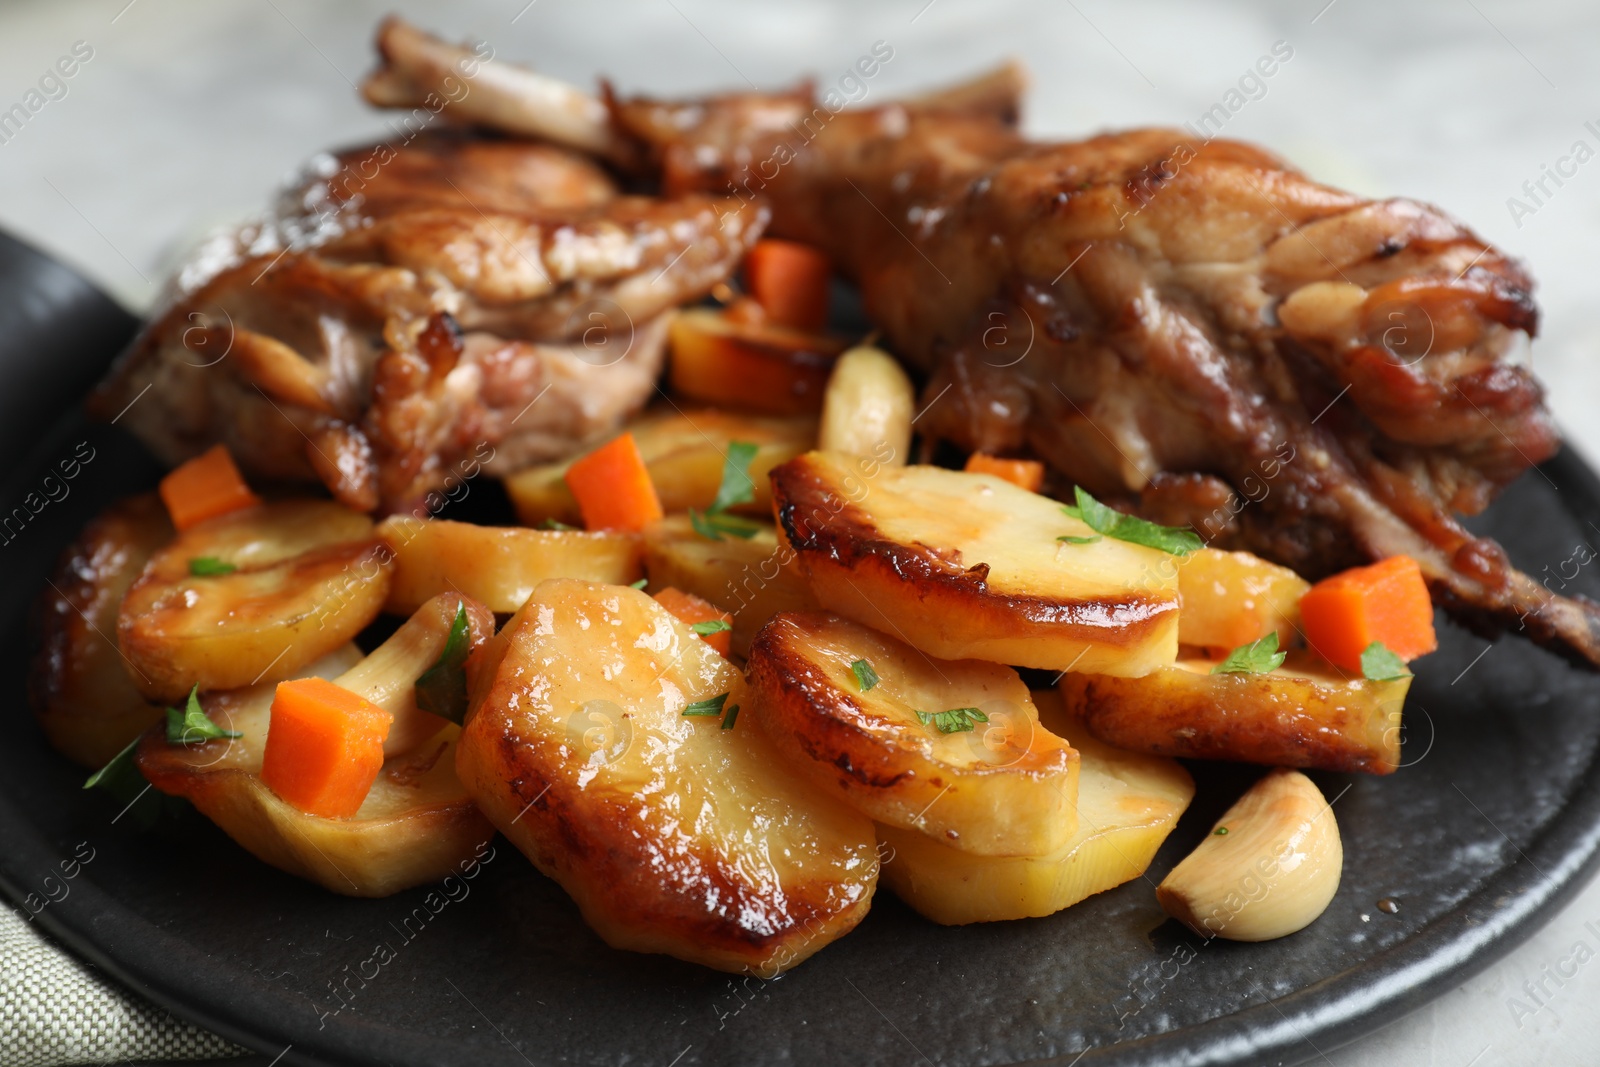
[92, 125, 765, 512]
[360, 20, 1598, 667]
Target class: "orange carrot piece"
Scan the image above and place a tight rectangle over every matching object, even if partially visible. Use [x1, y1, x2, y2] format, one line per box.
[158, 444, 262, 530]
[653, 586, 734, 657]
[964, 453, 1046, 493]
[261, 677, 391, 819]
[564, 432, 664, 532]
[743, 239, 831, 331]
[1299, 555, 1437, 672]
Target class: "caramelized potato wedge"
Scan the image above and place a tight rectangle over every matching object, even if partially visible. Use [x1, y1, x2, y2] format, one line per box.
[378, 515, 641, 614]
[458, 578, 878, 974]
[1061, 651, 1407, 774]
[119, 500, 391, 702]
[642, 515, 819, 658]
[31, 494, 171, 767]
[773, 452, 1180, 676]
[877, 692, 1194, 924]
[137, 595, 497, 897]
[1178, 548, 1309, 651]
[747, 612, 1079, 855]
[668, 307, 847, 415]
[504, 406, 815, 528]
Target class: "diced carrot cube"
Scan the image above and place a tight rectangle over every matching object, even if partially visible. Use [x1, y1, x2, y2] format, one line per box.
[564, 432, 664, 532]
[261, 677, 391, 819]
[159, 444, 262, 530]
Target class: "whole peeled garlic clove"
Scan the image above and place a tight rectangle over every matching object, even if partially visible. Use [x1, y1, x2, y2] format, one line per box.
[1156, 768, 1342, 942]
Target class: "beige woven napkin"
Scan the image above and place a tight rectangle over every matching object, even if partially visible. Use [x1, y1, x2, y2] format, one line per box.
[0, 905, 244, 1067]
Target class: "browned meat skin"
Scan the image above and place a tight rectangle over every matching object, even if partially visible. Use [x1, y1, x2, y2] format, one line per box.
[595, 80, 1597, 665]
[92, 132, 767, 513]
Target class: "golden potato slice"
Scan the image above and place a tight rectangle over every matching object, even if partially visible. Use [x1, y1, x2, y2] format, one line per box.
[504, 406, 815, 527]
[1060, 651, 1407, 774]
[1178, 548, 1309, 651]
[667, 308, 846, 416]
[118, 500, 392, 702]
[877, 692, 1194, 924]
[377, 515, 641, 614]
[642, 515, 819, 658]
[31, 494, 171, 767]
[772, 452, 1180, 676]
[137, 595, 497, 897]
[747, 612, 1079, 856]
[457, 578, 879, 974]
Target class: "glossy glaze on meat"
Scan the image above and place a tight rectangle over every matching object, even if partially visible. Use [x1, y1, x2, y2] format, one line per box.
[92, 127, 765, 513]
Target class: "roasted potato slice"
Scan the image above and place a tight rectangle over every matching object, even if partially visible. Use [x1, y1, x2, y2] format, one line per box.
[747, 612, 1079, 856]
[773, 452, 1180, 676]
[667, 307, 847, 416]
[1060, 650, 1407, 774]
[642, 515, 819, 657]
[137, 594, 496, 897]
[378, 515, 641, 614]
[876, 692, 1194, 924]
[1178, 548, 1309, 651]
[31, 494, 171, 767]
[504, 406, 815, 527]
[458, 578, 878, 974]
[118, 500, 392, 702]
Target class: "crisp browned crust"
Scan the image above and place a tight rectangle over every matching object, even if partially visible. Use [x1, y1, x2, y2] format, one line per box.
[29, 494, 170, 767]
[747, 615, 918, 795]
[1061, 664, 1400, 775]
[772, 453, 1176, 651]
[460, 716, 871, 971]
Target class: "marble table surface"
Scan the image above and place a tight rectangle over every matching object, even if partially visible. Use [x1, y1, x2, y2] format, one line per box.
[2, 0, 1598, 1063]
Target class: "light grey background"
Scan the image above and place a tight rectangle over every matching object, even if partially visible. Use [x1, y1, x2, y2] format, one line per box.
[2, 1, 1598, 1064]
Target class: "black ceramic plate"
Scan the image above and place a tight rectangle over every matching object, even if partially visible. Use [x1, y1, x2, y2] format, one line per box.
[3, 227, 1600, 1067]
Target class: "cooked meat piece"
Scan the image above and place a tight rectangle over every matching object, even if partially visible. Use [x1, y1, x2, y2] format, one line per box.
[366, 21, 1600, 667]
[92, 127, 766, 513]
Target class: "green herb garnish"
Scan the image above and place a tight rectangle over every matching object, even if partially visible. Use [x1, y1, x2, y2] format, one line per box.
[689, 508, 762, 541]
[629, 578, 649, 590]
[541, 518, 578, 531]
[1057, 535, 1102, 545]
[720, 703, 741, 730]
[1360, 641, 1411, 681]
[1062, 486, 1202, 555]
[164, 685, 241, 744]
[690, 440, 762, 541]
[850, 659, 880, 692]
[415, 603, 472, 724]
[83, 737, 169, 828]
[1214, 826, 1229, 836]
[188, 556, 236, 576]
[683, 693, 730, 717]
[915, 706, 990, 734]
[691, 619, 732, 635]
[709, 441, 760, 512]
[1211, 632, 1286, 675]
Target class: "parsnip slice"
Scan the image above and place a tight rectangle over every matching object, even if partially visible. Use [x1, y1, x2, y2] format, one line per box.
[33, 493, 170, 767]
[747, 612, 1079, 856]
[457, 578, 878, 974]
[771, 452, 1180, 676]
[138, 594, 497, 898]
[118, 500, 391, 702]
[1178, 548, 1309, 650]
[642, 515, 819, 658]
[1061, 651, 1407, 774]
[378, 515, 641, 614]
[504, 406, 815, 527]
[876, 692, 1193, 924]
